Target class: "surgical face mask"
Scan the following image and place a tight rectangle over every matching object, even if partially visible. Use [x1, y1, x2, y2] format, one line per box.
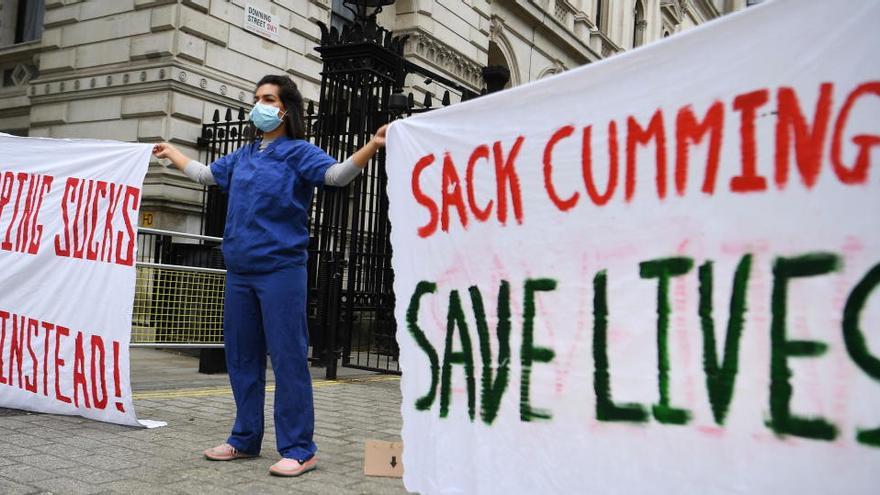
[249, 103, 285, 132]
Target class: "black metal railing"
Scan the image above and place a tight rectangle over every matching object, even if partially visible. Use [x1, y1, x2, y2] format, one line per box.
[194, 7, 506, 379]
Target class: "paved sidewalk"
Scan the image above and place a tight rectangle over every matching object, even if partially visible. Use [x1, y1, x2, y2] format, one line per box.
[0, 348, 409, 494]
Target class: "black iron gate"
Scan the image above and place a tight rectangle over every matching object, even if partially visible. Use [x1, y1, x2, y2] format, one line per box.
[196, 2, 505, 379]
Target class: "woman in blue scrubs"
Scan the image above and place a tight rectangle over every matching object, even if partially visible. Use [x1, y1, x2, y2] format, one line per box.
[152, 75, 387, 477]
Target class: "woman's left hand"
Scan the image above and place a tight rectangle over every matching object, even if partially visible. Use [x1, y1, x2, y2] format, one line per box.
[352, 124, 390, 169]
[371, 124, 388, 149]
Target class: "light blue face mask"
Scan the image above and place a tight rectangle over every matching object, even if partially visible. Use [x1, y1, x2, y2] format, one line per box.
[249, 103, 285, 132]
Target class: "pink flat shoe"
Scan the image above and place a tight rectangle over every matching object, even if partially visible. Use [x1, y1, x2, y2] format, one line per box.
[269, 457, 317, 477]
[204, 443, 257, 461]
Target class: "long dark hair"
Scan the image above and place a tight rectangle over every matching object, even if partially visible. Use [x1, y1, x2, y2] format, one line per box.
[255, 74, 305, 139]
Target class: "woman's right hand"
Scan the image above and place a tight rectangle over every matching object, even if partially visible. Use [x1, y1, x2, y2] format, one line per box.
[152, 142, 178, 160]
[152, 142, 191, 171]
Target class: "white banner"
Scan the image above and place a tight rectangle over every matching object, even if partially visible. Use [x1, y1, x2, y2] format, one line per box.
[386, 0, 880, 493]
[0, 134, 151, 427]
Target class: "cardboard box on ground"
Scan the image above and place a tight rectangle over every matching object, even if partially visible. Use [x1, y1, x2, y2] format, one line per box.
[364, 439, 404, 478]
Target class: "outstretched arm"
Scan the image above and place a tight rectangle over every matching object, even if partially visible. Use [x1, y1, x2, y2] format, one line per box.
[324, 124, 388, 186]
[153, 143, 217, 185]
[350, 124, 388, 169]
[152, 143, 190, 171]
[323, 124, 389, 187]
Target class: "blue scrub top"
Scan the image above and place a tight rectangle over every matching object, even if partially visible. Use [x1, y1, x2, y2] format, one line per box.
[210, 137, 336, 273]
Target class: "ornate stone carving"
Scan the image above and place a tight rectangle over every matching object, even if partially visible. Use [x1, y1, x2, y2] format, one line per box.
[31, 68, 249, 104]
[679, 0, 690, 16]
[405, 31, 483, 88]
[489, 16, 504, 42]
[661, 0, 683, 24]
[11, 64, 34, 87]
[539, 59, 567, 79]
[554, 1, 573, 25]
[601, 38, 616, 57]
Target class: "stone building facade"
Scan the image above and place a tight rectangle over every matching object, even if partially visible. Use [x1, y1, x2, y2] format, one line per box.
[0, 0, 745, 233]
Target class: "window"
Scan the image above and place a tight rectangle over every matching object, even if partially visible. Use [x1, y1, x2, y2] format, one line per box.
[595, 0, 607, 31]
[15, 0, 44, 43]
[633, 0, 646, 48]
[1, 0, 44, 46]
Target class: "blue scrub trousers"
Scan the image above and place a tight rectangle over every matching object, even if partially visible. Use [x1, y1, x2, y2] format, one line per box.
[222, 265, 316, 461]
